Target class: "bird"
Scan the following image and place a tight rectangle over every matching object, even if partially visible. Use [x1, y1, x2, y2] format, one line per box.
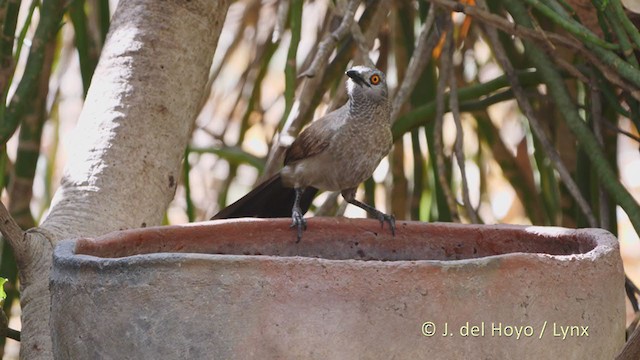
[212, 65, 395, 241]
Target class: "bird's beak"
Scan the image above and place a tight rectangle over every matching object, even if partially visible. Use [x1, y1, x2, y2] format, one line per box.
[346, 69, 370, 88]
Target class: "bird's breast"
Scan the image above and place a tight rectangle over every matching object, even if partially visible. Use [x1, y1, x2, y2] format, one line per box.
[327, 120, 392, 187]
[281, 112, 392, 192]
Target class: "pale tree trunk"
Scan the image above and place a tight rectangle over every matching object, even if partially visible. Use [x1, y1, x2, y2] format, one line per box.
[0, 0, 230, 358]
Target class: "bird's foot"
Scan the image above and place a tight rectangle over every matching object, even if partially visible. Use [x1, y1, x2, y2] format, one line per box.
[290, 209, 307, 243]
[343, 195, 397, 237]
[376, 212, 396, 236]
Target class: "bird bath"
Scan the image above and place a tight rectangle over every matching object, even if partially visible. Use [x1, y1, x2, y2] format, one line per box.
[50, 218, 624, 359]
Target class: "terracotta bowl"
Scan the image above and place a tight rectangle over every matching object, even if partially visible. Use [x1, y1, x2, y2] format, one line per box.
[51, 218, 624, 359]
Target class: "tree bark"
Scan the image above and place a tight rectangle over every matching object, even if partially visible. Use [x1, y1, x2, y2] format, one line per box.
[12, 1, 230, 358]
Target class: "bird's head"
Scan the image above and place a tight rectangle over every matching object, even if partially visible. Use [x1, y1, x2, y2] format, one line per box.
[345, 66, 388, 104]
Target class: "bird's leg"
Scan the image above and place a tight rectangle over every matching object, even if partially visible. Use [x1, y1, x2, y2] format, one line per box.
[290, 187, 307, 242]
[341, 188, 396, 236]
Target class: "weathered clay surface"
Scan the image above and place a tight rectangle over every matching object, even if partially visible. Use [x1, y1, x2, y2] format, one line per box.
[51, 218, 624, 359]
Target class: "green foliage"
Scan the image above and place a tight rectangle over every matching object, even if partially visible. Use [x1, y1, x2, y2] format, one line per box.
[592, 0, 611, 11]
[0, 278, 7, 305]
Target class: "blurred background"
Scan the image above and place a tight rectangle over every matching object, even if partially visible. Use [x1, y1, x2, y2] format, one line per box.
[2, 0, 640, 357]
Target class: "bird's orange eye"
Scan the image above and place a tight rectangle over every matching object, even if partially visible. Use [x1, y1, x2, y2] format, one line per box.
[370, 74, 380, 85]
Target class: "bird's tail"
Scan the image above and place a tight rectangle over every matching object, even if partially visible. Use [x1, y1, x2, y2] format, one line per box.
[211, 173, 318, 219]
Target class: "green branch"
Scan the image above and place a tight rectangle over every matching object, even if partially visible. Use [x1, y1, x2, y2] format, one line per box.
[1, 0, 65, 145]
[392, 70, 541, 138]
[68, 0, 99, 96]
[611, 0, 640, 51]
[183, 148, 195, 222]
[0, 0, 23, 119]
[504, 0, 640, 236]
[279, 0, 302, 131]
[97, 0, 110, 44]
[189, 146, 264, 171]
[525, 0, 619, 50]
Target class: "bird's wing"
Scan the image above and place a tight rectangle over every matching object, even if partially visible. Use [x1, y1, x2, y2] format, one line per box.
[284, 105, 348, 165]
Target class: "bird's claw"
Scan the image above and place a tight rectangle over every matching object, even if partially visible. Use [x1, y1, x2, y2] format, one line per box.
[377, 213, 396, 236]
[290, 210, 307, 243]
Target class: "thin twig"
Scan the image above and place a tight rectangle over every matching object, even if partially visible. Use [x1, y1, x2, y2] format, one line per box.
[328, 0, 389, 112]
[604, 2, 638, 67]
[434, 26, 460, 221]
[447, 33, 479, 224]
[478, 0, 598, 227]
[509, 0, 640, 240]
[298, 3, 333, 74]
[314, 192, 341, 216]
[272, 0, 290, 43]
[262, 0, 361, 179]
[350, 19, 375, 68]
[618, 316, 640, 360]
[197, 5, 248, 114]
[600, 120, 640, 144]
[1, 0, 66, 146]
[627, 311, 640, 339]
[523, 0, 619, 50]
[554, 57, 589, 84]
[426, 0, 640, 101]
[299, 0, 360, 78]
[589, 73, 610, 230]
[392, 70, 544, 137]
[390, 6, 441, 122]
[612, 0, 640, 51]
[281, 0, 302, 130]
[627, 277, 640, 313]
[0, 201, 25, 259]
